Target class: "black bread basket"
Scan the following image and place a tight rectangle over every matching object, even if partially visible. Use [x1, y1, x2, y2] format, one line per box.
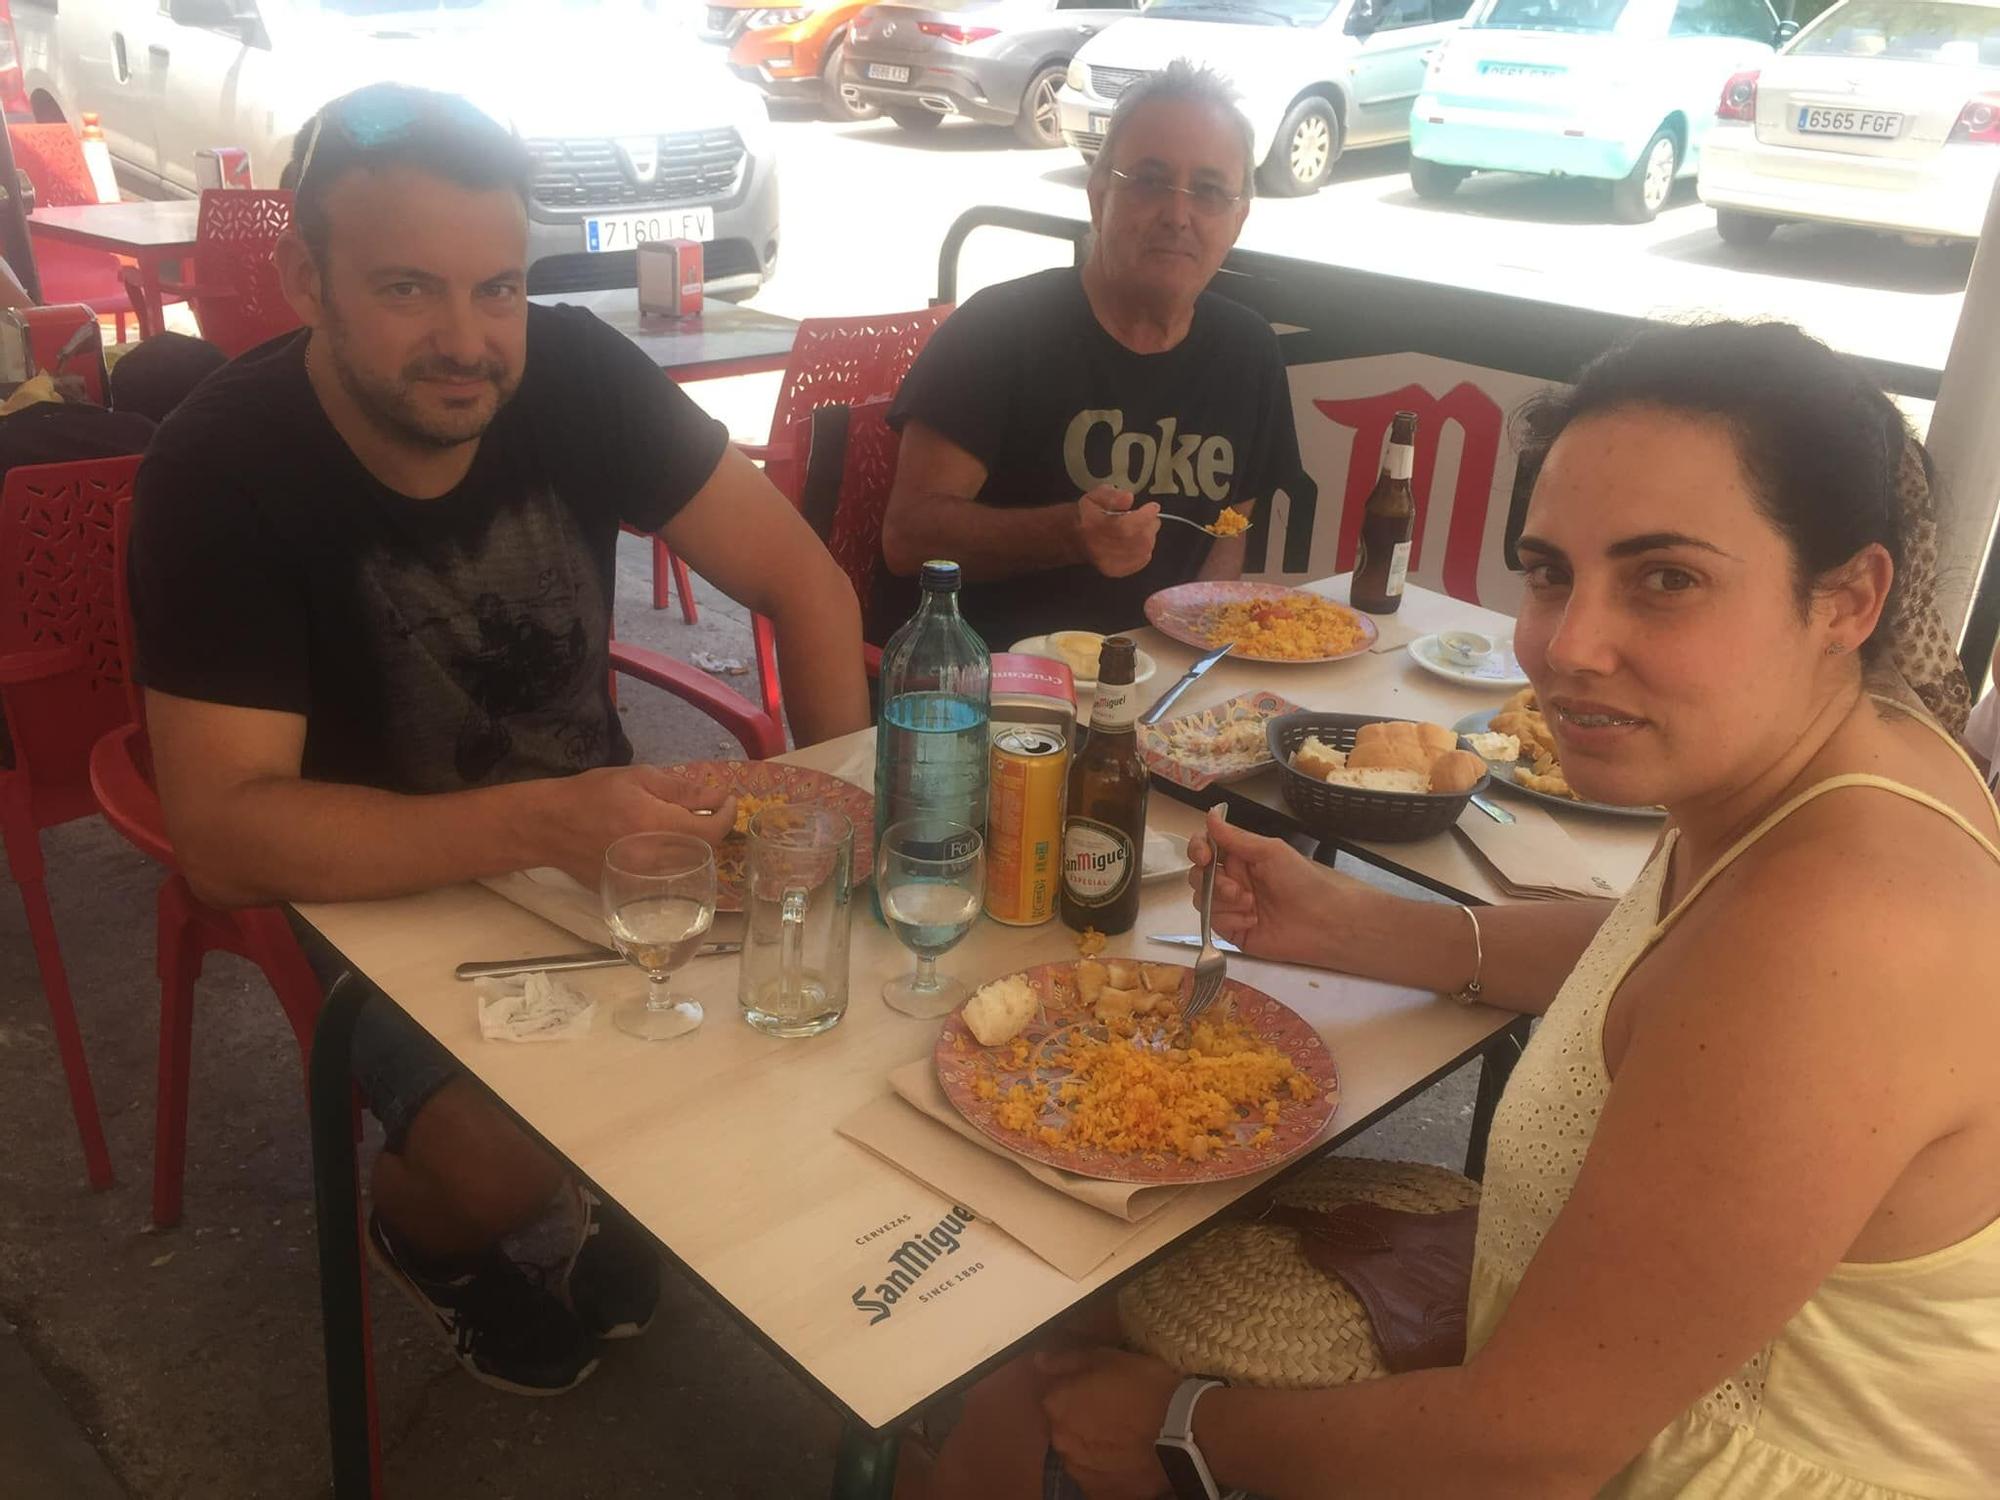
[1265, 712, 1489, 844]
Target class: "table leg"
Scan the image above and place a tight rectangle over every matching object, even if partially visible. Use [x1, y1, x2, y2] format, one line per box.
[1464, 1016, 1530, 1181]
[830, 1424, 900, 1500]
[130, 258, 168, 340]
[309, 974, 380, 1499]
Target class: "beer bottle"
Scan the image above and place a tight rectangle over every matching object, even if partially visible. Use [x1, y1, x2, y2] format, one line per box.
[1350, 411, 1419, 615]
[1059, 637, 1148, 935]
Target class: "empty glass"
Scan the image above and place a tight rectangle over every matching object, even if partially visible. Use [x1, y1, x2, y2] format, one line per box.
[877, 818, 984, 1018]
[601, 832, 717, 1042]
[739, 807, 854, 1038]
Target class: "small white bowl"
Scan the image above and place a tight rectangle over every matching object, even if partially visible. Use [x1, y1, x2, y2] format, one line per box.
[1438, 630, 1493, 667]
[1009, 634, 1158, 693]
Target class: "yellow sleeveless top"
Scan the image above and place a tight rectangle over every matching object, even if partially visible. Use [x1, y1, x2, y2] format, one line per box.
[1465, 703, 2000, 1499]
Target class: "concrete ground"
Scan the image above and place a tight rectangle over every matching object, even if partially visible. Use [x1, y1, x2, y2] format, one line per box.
[0, 529, 1479, 1500]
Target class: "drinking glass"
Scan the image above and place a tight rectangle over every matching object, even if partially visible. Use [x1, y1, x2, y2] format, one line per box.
[739, 807, 854, 1038]
[877, 818, 984, 1018]
[601, 832, 717, 1042]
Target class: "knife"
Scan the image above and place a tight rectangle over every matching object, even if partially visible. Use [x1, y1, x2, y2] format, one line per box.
[1148, 933, 1242, 955]
[1139, 641, 1235, 727]
[455, 943, 742, 981]
[1470, 794, 1515, 825]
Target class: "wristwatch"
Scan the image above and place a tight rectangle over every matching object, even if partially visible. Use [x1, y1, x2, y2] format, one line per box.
[1154, 1376, 1228, 1500]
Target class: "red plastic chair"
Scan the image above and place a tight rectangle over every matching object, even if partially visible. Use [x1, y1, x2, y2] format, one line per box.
[7, 124, 138, 340]
[149, 190, 301, 357]
[620, 524, 699, 622]
[0, 455, 146, 1189]
[740, 306, 954, 717]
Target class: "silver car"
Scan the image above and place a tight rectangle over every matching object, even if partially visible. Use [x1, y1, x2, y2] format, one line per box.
[843, 0, 1141, 145]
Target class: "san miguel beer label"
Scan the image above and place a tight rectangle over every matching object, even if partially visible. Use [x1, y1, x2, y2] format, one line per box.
[1062, 818, 1134, 907]
[851, 1205, 979, 1325]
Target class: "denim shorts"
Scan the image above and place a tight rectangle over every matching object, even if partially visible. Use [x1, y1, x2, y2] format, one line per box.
[287, 910, 462, 1151]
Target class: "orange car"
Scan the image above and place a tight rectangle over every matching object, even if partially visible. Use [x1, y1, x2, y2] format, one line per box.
[701, 0, 880, 121]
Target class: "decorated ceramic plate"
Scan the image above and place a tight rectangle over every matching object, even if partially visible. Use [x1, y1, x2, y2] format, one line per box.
[1451, 711, 1665, 821]
[1141, 690, 1304, 791]
[935, 960, 1338, 1185]
[1142, 582, 1378, 665]
[663, 760, 877, 910]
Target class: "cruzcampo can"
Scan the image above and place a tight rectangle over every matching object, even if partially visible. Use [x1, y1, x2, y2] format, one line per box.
[985, 726, 1067, 926]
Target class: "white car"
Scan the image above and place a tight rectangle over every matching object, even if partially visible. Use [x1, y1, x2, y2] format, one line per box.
[12, 0, 782, 296]
[1056, 0, 1473, 197]
[1697, 0, 2000, 244]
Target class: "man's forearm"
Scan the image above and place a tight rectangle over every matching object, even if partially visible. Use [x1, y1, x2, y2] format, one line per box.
[883, 492, 1085, 582]
[178, 776, 556, 909]
[1196, 532, 1245, 581]
[767, 566, 870, 745]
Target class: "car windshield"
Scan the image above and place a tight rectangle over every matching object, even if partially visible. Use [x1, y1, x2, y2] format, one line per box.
[1792, 0, 2000, 64]
[1471, 0, 1630, 32]
[1141, 0, 1341, 28]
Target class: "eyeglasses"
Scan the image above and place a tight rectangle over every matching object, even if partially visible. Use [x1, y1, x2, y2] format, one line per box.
[1108, 167, 1245, 217]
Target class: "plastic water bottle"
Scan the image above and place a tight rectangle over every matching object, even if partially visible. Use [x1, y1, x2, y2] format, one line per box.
[874, 561, 990, 887]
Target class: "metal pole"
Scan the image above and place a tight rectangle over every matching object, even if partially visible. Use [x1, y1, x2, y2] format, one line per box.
[1925, 176, 2000, 674]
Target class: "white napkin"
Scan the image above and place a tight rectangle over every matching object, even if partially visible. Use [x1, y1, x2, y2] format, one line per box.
[478, 867, 612, 948]
[476, 972, 597, 1042]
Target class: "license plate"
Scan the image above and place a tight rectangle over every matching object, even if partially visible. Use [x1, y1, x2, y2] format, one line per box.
[584, 209, 716, 254]
[867, 62, 910, 83]
[1481, 61, 1562, 77]
[1797, 106, 1902, 138]
[1090, 114, 1111, 134]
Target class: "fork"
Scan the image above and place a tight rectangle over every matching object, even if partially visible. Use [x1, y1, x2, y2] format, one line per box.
[1157, 512, 1251, 538]
[1183, 805, 1231, 1025]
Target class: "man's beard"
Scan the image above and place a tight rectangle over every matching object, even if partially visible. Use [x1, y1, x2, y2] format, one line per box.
[321, 300, 520, 450]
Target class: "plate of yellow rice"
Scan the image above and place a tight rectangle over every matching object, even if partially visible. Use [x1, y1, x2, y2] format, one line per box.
[1144, 582, 1378, 664]
[935, 960, 1338, 1184]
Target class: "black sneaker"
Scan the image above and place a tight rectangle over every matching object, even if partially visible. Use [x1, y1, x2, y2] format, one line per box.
[366, 1212, 599, 1396]
[564, 1188, 661, 1341]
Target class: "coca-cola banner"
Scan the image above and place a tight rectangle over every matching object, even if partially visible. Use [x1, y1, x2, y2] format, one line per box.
[1252, 354, 1561, 612]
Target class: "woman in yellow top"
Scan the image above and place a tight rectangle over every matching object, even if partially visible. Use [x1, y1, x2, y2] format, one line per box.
[912, 321, 2000, 1500]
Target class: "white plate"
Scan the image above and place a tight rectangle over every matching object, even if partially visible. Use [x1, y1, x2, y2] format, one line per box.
[1408, 632, 1529, 689]
[1142, 828, 1190, 882]
[584, 207, 715, 254]
[1010, 634, 1157, 693]
[1452, 709, 1665, 820]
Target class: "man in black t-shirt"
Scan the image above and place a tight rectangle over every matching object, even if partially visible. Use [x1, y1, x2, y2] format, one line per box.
[129, 85, 868, 1396]
[881, 61, 1301, 648]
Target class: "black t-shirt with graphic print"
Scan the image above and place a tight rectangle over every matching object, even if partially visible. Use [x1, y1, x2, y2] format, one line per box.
[129, 302, 729, 796]
[886, 268, 1299, 649]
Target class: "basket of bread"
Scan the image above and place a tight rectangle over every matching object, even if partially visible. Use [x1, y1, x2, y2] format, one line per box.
[1265, 712, 1491, 843]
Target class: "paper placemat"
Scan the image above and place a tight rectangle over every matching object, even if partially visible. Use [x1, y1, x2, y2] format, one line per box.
[1366, 614, 1421, 654]
[1455, 799, 1621, 900]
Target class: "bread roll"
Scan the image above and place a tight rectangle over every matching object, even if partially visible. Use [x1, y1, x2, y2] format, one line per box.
[1324, 767, 1429, 793]
[1416, 722, 1458, 759]
[1291, 736, 1347, 781]
[1348, 739, 1432, 776]
[1354, 720, 1418, 753]
[1428, 749, 1487, 794]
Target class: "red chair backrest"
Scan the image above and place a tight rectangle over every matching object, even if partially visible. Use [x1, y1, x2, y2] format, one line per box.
[793, 396, 903, 642]
[769, 305, 954, 450]
[8, 124, 99, 209]
[189, 189, 301, 356]
[0, 456, 144, 791]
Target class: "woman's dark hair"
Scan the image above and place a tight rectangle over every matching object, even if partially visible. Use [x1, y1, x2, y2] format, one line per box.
[1515, 321, 1917, 664]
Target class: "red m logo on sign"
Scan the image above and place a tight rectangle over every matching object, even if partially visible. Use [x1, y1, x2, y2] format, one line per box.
[1314, 381, 1506, 606]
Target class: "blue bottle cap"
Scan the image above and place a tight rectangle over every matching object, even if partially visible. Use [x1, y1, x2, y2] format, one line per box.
[920, 560, 962, 593]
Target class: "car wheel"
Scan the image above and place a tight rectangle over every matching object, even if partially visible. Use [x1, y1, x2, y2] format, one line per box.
[1714, 208, 1778, 247]
[888, 106, 944, 132]
[1409, 156, 1466, 200]
[822, 42, 880, 122]
[1610, 126, 1679, 223]
[1257, 97, 1340, 198]
[1013, 64, 1067, 149]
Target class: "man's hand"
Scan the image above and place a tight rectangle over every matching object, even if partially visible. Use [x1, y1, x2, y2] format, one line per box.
[535, 765, 737, 888]
[1077, 487, 1161, 579]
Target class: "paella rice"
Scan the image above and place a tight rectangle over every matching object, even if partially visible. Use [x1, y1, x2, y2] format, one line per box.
[1196, 595, 1367, 660]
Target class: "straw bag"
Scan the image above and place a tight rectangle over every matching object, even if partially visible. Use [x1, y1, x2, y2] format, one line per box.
[1117, 1157, 1481, 1387]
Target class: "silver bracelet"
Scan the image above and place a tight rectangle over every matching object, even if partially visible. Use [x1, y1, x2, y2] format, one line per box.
[1451, 904, 1484, 1005]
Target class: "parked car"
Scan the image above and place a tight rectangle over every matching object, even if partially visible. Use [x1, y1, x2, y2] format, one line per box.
[843, 0, 1137, 146]
[1408, 0, 1783, 223]
[703, 0, 881, 120]
[1056, 0, 1472, 196]
[1697, 0, 2000, 245]
[14, 0, 781, 297]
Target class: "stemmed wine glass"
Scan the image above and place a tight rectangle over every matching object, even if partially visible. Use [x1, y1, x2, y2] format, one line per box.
[601, 832, 717, 1042]
[877, 818, 985, 1018]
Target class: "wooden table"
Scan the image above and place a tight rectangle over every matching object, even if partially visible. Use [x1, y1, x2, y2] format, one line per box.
[27, 202, 200, 339]
[1130, 577, 1661, 906]
[530, 289, 800, 383]
[301, 734, 1521, 1499]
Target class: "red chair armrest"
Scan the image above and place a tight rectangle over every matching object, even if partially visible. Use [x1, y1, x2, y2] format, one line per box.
[89, 723, 177, 866]
[609, 641, 785, 761]
[0, 643, 85, 685]
[863, 644, 882, 679]
[735, 441, 777, 464]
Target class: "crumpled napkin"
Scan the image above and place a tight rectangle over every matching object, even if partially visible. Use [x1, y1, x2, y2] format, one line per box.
[475, 972, 597, 1042]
